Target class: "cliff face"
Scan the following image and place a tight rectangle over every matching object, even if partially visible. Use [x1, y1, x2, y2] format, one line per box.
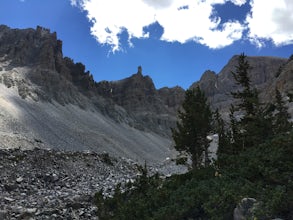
[0, 25, 88, 106]
[0, 25, 184, 163]
[191, 55, 291, 118]
[96, 69, 185, 134]
[0, 25, 184, 135]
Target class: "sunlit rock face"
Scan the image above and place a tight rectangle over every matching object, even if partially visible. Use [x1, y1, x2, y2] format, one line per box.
[0, 25, 183, 164]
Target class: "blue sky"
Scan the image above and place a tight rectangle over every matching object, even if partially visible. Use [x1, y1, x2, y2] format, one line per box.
[0, 0, 293, 89]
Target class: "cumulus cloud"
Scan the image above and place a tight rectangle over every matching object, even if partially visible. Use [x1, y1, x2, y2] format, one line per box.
[246, 0, 293, 47]
[70, 0, 247, 52]
[72, 0, 156, 52]
[156, 0, 245, 47]
[70, 0, 293, 52]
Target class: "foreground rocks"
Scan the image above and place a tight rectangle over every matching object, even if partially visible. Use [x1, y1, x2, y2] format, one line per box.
[0, 148, 141, 219]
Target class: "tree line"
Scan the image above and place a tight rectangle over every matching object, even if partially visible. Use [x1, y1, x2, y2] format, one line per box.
[94, 53, 293, 219]
[172, 53, 292, 169]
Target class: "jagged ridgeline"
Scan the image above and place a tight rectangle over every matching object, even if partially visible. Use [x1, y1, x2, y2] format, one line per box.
[0, 25, 184, 164]
[0, 25, 292, 163]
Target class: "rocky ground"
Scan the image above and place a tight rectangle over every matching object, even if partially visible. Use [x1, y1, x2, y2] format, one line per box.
[0, 147, 143, 220]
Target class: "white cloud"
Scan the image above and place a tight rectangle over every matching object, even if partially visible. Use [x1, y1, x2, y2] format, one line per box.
[156, 1, 245, 48]
[229, 0, 247, 6]
[72, 0, 156, 52]
[70, 0, 248, 52]
[142, 0, 174, 9]
[197, 21, 244, 48]
[246, 0, 293, 47]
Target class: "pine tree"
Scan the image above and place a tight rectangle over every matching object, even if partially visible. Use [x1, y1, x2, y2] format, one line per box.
[230, 53, 273, 150]
[213, 109, 229, 154]
[228, 104, 243, 154]
[273, 88, 292, 134]
[213, 109, 231, 167]
[231, 53, 256, 118]
[172, 87, 212, 169]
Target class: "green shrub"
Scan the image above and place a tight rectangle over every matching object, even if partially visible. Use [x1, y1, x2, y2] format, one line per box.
[95, 131, 293, 219]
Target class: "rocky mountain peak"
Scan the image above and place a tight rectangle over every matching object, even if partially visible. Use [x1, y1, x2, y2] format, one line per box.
[94, 67, 184, 135]
[124, 67, 155, 91]
[191, 55, 291, 118]
[0, 25, 62, 70]
[137, 65, 142, 75]
[191, 70, 218, 97]
[98, 67, 162, 111]
[200, 70, 217, 82]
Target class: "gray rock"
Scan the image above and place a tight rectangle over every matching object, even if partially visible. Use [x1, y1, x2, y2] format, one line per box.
[4, 184, 17, 192]
[0, 148, 174, 219]
[16, 177, 23, 183]
[0, 210, 8, 220]
[234, 198, 257, 220]
[4, 197, 15, 202]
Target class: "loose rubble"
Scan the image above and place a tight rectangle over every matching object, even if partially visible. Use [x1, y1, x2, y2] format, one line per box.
[0, 148, 141, 219]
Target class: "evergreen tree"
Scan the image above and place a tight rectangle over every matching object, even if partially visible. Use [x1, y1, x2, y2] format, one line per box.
[172, 87, 212, 168]
[231, 53, 256, 118]
[230, 53, 273, 150]
[273, 88, 292, 134]
[213, 109, 229, 155]
[213, 109, 231, 167]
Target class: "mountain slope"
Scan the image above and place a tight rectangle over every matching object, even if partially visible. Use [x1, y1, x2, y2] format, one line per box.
[0, 81, 174, 163]
[0, 25, 178, 164]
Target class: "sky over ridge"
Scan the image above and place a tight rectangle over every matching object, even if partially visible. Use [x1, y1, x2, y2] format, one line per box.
[0, 0, 293, 88]
[70, 0, 293, 53]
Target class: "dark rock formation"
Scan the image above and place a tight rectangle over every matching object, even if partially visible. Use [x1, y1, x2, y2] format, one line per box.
[158, 86, 185, 113]
[267, 57, 293, 96]
[233, 198, 258, 220]
[96, 66, 184, 135]
[0, 25, 181, 165]
[0, 26, 185, 136]
[0, 25, 62, 69]
[98, 67, 159, 113]
[191, 55, 291, 118]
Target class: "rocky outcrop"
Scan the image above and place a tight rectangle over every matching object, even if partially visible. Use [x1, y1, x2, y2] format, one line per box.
[233, 198, 258, 220]
[191, 55, 291, 118]
[0, 25, 62, 70]
[97, 69, 159, 113]
[0, 26, 185, 136]
[96, 67, 184, 135]
[0, 25, 90, 106]
[192, 70, 218, 98]
[158, 86, 185, 113]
